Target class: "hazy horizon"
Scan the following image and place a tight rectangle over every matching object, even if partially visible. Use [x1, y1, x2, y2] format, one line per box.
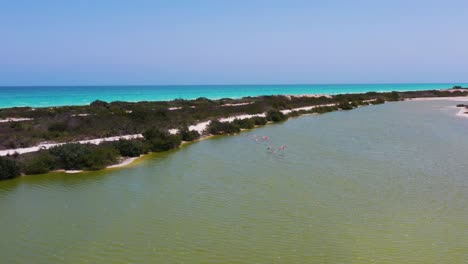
[1, 82, 468, 87]
[1, 0, 467, 86]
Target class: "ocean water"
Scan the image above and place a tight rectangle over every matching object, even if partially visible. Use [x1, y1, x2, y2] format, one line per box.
[1, 99, 468, 263]
[0, 83, 467, 108]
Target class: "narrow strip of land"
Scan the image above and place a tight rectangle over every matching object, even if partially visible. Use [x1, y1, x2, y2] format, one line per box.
[1, 88, 468, 179]
[0, 103, 339, 156]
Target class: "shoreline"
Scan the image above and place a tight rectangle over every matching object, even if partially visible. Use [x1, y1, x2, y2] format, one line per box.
[0, 103, 340, 157]
[4, 95, 468, 158]
[68, 97, 468, 174]
[3, 90, 468, 178]
[107, 96, 468, 171]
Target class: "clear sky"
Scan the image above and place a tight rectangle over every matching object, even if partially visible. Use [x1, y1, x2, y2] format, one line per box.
[1, 0, 467, 85]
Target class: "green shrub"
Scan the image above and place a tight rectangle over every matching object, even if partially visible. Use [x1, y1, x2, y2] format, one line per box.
[207, 120, 240, 135]
[232, 118, 255, 129]
[314, 106, 338, 114]
[143, 128, 182, 151]
[114, 139, 147, 157]
[338, 102, 354, 110]
[371, 98, 386, 105]
[85, 146, 119, 170]
[251, 116, 268, 126]
[24, 153, 56, 174]
[49, 144, 91, 170]
[49, 143, 119, 170]
[387, 91, 400, 101]
[266, 110, 287, 122]
[0, 157, 21, 180]
[179, 127, 201, 141]
[287, 111, 301, 117]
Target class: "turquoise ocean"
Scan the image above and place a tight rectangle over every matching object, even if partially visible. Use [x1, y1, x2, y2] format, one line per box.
[0, 83, 467, 108]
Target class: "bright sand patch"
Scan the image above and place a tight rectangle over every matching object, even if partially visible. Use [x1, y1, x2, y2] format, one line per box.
[221, 102, 254, 107]
[107, 156, 141, 169]
[456, 107, 468, 118]
[0, 118, 33, 123]
[0, 134, 144, 156]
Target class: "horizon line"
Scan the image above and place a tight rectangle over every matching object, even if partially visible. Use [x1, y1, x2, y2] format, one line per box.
[1, 82, 467, 88]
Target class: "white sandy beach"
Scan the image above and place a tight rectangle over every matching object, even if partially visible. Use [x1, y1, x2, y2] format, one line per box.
[107, 156, 141, 169]
[456, 107, 468, 118]
[0, 118, 34, 123]
[0, 134, 143, 156]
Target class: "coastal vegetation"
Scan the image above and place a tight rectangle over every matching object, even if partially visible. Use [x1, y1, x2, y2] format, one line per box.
[143, 129, 182, 152]
[266, 110, 287, 122]
[0, 157, 21, 180]
[179, 127, 201, 141]
[0, 87, 467, 179]
[208, 120, 241, 135]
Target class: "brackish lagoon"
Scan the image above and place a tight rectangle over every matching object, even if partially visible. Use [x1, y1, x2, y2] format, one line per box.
[1, 99, 467, 263]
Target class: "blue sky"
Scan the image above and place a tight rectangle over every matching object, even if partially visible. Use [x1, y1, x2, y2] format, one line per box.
[1, 0, 467, 85]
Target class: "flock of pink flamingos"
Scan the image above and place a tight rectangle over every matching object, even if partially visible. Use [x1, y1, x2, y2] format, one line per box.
[243, 134, 287, 154]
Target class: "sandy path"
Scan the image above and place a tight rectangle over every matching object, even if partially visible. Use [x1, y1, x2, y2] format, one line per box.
[0, 134, 143, 156]
[0, 118, 34, 123]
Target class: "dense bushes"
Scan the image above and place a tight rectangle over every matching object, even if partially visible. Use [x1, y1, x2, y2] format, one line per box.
[24, 153, 56, 174]
[0, 157, 21, 180]
[266, 110, 287, 122]
[232, 118, 255, 129]
[313, 106, 339, 114]
[338, 102, 354, 110]
[251, 116, 268, 126]
[113, 139, 148, 157]
[10, 136, 177, 176]
[6, 134, 186, 177]
[371, 98, 386, 105]
[388, 91, 400, 101]
[49, 144, 119, 170]
[207, 116, 271, 135]
[208, 120, 241, 135]
[85, 146, 120, 170]
[143, 128, 182, 151]
[179, 127, 201, 141]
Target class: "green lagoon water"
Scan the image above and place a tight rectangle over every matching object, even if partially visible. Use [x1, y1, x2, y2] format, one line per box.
[1, 99, 468, 263]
